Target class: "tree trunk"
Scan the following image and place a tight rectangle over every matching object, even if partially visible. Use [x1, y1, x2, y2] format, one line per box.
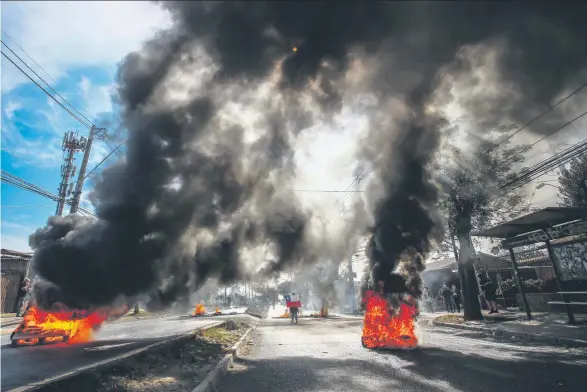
[456, 226, 484, 321]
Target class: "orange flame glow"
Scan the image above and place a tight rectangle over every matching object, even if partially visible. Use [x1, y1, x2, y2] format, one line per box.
[15, 305, 108, 344]
[192, 303, 206, 316]
[362, 291, 418, 349]
[214, 306, 222, 315]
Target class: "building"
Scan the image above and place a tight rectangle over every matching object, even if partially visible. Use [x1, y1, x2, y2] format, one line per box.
[1, 249, 33, 313]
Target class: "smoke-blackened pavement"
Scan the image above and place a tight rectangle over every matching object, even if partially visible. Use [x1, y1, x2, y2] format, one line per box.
[218, 318, 587, 392]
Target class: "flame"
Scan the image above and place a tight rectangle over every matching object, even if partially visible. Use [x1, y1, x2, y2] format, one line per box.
[279, 309, 290, 318]
[292, 46, 298, 52]
[192, 303, 206, 316]
[214, 306, 222, 315]
[362, 291, 418, 349]
[14, 305, 108, 344]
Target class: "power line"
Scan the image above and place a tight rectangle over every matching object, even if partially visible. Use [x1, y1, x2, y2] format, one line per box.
[500, 138, 587, 191]
[1, 49, 92, 130]
[1, 30, 63, 94]
[488, 81, 587, 153]
[1, 170, 96, 217]
[85, 141, 126, 179]
[504, 109, 587, 166]
[1, 39, 94, 128]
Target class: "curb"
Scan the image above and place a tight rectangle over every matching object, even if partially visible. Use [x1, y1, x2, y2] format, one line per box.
[8, 321, 225, 392]
[192, 316, 263, 392]
[433, 320, 587, 348]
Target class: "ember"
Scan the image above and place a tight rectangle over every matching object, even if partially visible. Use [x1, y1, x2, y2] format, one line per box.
[192, 303, 206, 316]
[11, 305, 108, 347]
[362, 290, 418, 349]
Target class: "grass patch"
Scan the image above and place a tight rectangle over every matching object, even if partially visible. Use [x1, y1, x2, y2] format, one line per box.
[37, 320, 250, 392]
[435, 314, 465, 324]
[1, 313, 17, 318]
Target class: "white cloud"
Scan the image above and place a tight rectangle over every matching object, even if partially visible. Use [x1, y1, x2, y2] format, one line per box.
[1, 1, 172, 93]
[0, 221, 36, 252]
[4, 100, 22, 119]
[78, 76, 115, 117]
[1, 121, 62, 167]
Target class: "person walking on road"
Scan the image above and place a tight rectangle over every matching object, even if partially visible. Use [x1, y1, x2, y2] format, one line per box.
[290, 306, 299, 324]
[439, 283, 455, 313]
[451, 285, 462, 313]
[478, 273, 499, 314]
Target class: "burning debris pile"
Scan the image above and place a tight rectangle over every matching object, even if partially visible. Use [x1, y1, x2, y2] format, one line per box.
[192, 303, 207, 317]
[10, 302, 109, 347]
[23, 2, 587, 342]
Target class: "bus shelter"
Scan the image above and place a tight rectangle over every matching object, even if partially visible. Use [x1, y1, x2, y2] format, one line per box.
[473, 207, 587, 324]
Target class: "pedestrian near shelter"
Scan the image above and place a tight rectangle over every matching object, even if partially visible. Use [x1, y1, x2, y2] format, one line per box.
[473, 207, 587, 324]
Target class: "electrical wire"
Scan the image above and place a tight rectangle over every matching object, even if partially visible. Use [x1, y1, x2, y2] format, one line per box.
[1, 39, 94, 128]
[1, 170, 96, 217]
[488, 81, 587, 153]
[500, 138, 587, 191]
[503, 109, 587, 166]
[1, 50, 92, 130]
[84, 141, 126, 179]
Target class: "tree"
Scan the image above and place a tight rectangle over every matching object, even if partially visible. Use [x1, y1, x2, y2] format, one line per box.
[440, 139, 533, 321]
[557, 153, 587, 207]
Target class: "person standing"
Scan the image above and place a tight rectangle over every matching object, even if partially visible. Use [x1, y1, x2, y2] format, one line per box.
[14, 276, 30, 316]
[439, 283, 455, 313]
[478, 273, 499, 314]
[451, 284, 462, 313]
[422, 287, 434, 313]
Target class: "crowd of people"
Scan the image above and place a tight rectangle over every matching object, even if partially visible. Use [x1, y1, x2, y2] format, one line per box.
[420, 274, 499, 314]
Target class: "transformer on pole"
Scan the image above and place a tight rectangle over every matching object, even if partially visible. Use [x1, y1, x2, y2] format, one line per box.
[69, 126, 107, 215]
[56, 131, 86, 216]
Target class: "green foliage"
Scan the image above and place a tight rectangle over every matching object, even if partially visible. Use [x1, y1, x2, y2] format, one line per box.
[557, 153, 587, 207]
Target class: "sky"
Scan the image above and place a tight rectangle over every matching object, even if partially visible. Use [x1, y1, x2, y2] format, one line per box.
[1, 2, 583, 270]
[1, 1, 173, 251]
[0, 1, 361, 256]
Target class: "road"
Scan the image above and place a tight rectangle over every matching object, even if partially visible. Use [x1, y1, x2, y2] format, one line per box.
[218, 317, 587, 392]
[1, 313, 253, 392]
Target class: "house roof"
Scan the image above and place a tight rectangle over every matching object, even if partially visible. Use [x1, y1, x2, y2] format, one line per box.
[1, 248, 33, 259]
[472, 207, 587, 239]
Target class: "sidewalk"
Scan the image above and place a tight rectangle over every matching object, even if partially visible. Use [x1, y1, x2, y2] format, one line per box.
[1, 316, 22, 328]
[430, 310, 587, 348]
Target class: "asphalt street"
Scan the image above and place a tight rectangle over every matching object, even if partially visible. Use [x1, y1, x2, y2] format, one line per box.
[218, 317, 587, 392]
[1, 313, 253, 392]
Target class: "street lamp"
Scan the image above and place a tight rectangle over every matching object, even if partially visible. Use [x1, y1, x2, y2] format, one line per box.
[535, 183, 559, 191]
[529, 182, 560, 205]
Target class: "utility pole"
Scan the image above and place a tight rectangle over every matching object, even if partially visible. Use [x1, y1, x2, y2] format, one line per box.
[56, 131, 85, 216]
[69, 125, 106, 214]
[580, 178, 587, 205]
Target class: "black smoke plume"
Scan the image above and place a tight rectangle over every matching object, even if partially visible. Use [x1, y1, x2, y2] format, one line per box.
[29, 2, 587, 310]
